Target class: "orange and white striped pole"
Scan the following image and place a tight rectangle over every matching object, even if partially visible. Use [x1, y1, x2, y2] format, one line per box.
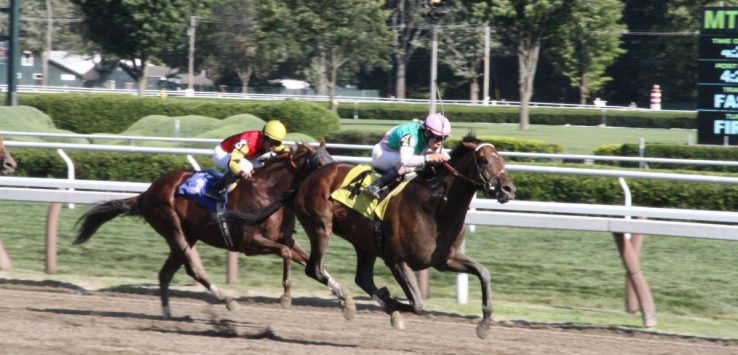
[650, 84, 661, 110]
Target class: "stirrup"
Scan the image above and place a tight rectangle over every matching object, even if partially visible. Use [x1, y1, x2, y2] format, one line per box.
[364, 185, 383, 199]
[204, 188, 225, 201]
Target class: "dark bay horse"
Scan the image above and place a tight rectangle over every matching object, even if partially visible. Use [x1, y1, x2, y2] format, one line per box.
[0, 136, 17, 176]
[294, 135, 514, 338]
[75, 142, 334, 318]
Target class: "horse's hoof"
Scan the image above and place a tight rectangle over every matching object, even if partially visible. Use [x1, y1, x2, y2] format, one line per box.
[340, 296, 356, 320]
[280, 294, 292, 309]
[225, 298, 240, 311]
[161, 306, 171, 320]
[476, 319, 491, 339]
[644, 313, 657, 328]
[390, 311, 405, 330]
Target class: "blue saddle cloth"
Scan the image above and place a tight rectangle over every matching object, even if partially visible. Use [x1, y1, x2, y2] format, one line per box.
[176, 169, 228, 213]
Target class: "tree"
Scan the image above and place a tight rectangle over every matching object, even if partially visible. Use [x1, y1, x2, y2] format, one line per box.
[482, 0, 574, 129]
[72, 0, 211, 95]
[271, 0, 393, 110]
[196, 0, 270, 93]
[545, 0, 625, 104]
[388, 0, 429, 99]
[436, 2, 499, 101]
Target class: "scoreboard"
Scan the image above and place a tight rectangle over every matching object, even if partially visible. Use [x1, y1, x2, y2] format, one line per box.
[698, 7, 738, 144]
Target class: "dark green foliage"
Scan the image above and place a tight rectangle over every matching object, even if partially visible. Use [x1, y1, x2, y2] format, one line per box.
[324, 130, 386, 156]
[512, 171, 738, 210]
[11, 148, 212, 182]
[19, 94, 340, 138]
[336, 103, 695, 128]
[594, 143, 738, 172]
[249, 100, 340, 139]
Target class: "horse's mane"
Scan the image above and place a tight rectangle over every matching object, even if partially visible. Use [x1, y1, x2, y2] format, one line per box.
[448, 133, 482, 163]
[417, 133, 481, 185]
[258, 142, 311, 170]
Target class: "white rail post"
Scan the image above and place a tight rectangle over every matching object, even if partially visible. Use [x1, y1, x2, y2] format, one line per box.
[56, 149, 75, 209]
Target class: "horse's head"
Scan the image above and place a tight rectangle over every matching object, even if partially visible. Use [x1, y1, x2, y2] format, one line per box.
[446, 134, 515, 203]
[257, 139, 335, 187]
[287, 139, 335, 176]
[0, 136, 17, 176]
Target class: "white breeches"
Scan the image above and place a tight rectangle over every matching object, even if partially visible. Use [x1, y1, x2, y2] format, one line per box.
[211, 145, 261, 173]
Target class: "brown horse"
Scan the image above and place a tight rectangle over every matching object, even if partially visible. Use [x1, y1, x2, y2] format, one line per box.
[293, 134, 514, 338]
[0, 136, 17, 176]
[75, 141, 334, 318]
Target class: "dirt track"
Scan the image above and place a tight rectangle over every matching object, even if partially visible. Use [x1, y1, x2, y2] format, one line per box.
[1, 279, 736, 355]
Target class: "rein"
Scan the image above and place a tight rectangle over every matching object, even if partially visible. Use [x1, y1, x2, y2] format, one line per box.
[441, 143, 505, 190]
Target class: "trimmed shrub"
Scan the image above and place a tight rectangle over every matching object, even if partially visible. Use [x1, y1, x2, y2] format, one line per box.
[19, 94, 339, 138]
[250, 99, 340, 139]
[594, 143, 738, 172]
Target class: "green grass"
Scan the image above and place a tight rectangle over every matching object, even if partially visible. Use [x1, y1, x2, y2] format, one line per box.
[1, 201, 736, 339]
[340, 119, 695, 155]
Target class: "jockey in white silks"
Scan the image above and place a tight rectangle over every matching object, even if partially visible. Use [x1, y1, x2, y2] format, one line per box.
[364, 113, 452, 199]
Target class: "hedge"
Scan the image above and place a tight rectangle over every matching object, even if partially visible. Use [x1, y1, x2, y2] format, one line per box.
[336, 102, 695, 128]
[594, 143, 738, 172]
[325, 130, 561, 160]
[19, 94, 340, 138]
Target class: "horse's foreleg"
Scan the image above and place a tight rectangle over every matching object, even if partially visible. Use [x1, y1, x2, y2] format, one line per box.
[436, 254, 493, 339]
[386, 261, 424, 314]
[159, 251, 184, 319]
[304, 224, 355, 320]
[251, 236, 294, 309]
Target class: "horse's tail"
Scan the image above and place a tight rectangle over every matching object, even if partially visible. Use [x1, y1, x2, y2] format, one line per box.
[224, 189, 294, 225]
[74, 196, 141, 245]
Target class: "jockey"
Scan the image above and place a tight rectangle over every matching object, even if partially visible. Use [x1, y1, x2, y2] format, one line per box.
[364, 113, 451, 199]
[205, 120, 288, 200]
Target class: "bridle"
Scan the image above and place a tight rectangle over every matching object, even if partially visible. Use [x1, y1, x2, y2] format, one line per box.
[287, 144, 335, 172]
[442, 143, 505, 193]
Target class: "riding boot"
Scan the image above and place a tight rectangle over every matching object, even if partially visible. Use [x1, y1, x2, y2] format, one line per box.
[365, 166, 400, 199]
[204, 171, 238, 201]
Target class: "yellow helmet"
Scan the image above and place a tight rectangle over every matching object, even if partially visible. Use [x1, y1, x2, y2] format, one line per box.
[262, 120, 287, 141]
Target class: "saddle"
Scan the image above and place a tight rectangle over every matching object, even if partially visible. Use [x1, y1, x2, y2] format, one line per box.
[176, 170, 237, 250]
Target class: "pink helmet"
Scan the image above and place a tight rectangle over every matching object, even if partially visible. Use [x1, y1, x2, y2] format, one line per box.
[424, 113, 451, 136]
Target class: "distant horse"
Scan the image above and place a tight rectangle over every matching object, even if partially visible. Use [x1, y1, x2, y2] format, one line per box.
[75, 142, 334, 318]
[0, 136, 17, 176]
[294, 134, 514, 339]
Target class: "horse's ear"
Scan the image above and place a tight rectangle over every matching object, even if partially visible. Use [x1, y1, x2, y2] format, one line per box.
[462, 140, 477, 150]
[320, 138, 326, 147]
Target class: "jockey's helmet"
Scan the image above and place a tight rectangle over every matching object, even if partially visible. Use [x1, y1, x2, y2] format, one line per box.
[423, 113, 451, 137]
[262, 120, 287, 142]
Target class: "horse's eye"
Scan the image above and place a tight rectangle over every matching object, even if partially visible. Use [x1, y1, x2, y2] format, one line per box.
[478, 158, 488, 165]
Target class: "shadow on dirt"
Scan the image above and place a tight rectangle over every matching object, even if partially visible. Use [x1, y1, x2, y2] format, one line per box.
[0, 278, 89, 294]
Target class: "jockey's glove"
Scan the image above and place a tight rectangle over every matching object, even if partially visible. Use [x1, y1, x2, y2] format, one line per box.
[273, 145, 289, 154]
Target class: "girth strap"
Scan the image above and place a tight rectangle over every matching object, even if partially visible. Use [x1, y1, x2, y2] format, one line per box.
[215, 203, 236, 250]
[373, 218, 384, 258]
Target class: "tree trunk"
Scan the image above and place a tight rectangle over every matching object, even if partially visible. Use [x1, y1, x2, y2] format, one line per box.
[470, 76, 479, 102]
[579, 72, 588, 105]
[43, 0, 53, 86]
[316, 49, 328, 96]
[237, 65, 253, 94]
[517, 36, 541, 130]
[395, 52, 406, 99]
[137, 60, 149, 96]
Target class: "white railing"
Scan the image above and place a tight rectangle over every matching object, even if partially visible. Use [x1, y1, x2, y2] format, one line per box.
[6, 130, 737, 167]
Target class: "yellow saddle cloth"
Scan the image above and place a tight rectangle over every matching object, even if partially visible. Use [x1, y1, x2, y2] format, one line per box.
[330, 164, 408, 221]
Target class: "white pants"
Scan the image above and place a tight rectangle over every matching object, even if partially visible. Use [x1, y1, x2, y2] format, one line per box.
[371, 144, 401, 172]
[212, 145, 261, 173]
